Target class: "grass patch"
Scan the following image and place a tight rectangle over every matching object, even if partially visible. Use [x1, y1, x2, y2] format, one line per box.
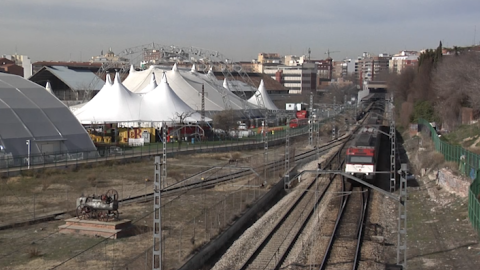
[441, 124, 480, 145]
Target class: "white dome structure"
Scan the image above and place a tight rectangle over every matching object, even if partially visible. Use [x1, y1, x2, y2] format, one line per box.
[0, 73, 97, 163]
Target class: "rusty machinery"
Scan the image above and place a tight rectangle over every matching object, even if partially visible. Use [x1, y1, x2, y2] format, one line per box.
[76, 189, 119, 221]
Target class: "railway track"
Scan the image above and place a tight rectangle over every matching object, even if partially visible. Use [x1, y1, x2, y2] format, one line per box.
[163, 138, 347, 194]
[319, 182, 370, 270]
[235, 142, 347, 270]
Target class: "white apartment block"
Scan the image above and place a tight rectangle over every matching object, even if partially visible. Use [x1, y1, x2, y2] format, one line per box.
[389, 51, 419, 74]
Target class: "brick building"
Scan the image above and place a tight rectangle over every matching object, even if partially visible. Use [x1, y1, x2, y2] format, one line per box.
[0, 58, 24, 77]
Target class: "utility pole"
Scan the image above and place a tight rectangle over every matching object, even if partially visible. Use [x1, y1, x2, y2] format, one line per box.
[201, 84, 205, 123]
[390, 94, 396, 193]
[308, 92, 313, 147]
[26, 140, 31, 169]
[263, 120, 268, 184]
[284, 117, 290, 190]
[397, 163, 408, 268]
[162, 125, 167, 189]
[153, 155, 162, 270]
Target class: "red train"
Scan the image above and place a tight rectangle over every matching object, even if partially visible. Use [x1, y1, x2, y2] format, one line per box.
[289, 118, 308, 129]
[345, 126, 380, 181]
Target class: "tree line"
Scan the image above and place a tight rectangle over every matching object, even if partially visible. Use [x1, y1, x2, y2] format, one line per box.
[387, 42, 480, 130]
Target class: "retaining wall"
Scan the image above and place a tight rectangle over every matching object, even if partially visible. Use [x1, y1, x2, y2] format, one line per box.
[437, 169, 473, 198]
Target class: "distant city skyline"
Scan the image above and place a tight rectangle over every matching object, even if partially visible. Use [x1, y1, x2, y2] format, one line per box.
[1, 0, 479, 62]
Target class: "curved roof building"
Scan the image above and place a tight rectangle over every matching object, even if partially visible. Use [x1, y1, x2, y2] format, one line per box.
[0, 73, 97, 165]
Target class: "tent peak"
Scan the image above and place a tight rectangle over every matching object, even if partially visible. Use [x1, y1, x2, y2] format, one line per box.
[207, 67, 214, 76]
[106, 72, 113, 85]
[114, 72, 121, 85]
[151, 72, 158, 87]
[45, 81, 53, 94]
[161, 72, 168, 84]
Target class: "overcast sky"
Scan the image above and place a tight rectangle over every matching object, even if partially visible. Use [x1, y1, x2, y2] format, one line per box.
[1, 0, 479, 62]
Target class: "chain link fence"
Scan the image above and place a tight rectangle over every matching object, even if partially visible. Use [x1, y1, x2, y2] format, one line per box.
[418, 119, 480, 235]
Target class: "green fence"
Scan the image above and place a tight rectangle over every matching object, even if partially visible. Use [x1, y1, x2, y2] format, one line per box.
[418, 119, 480, 234]
[469, 178, 480, 233]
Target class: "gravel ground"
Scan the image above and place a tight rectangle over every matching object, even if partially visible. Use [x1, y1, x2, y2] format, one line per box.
[380, 135, 480, 270]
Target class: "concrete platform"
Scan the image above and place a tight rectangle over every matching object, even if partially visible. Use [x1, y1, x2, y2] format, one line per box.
[59, 218, 133, 239]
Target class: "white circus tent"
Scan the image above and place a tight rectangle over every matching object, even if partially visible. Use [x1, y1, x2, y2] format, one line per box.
[74, 72, 142, 123]
[139, 73, 209, 123]
[122, 64, 261, 116]
[73, 72, 210, 125]
[137, 71, 157, 94]
[247, 79, 278, 110]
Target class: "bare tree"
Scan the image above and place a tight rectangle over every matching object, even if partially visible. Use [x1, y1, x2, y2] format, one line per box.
[212, 109, 237, 137]
[432, 52, 480, 128]
[171, 111, 194, 149]
[387, 66, 415, 105]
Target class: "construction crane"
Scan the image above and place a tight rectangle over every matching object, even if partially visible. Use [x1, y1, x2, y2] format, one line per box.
[325, 49, 340, 59]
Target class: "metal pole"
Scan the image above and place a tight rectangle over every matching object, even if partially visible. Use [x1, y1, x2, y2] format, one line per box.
[162, 124, 167, 189]
[26, 139, 30, 169]
[201, 83, 205, 123]
[284, 117, 290, 190]
[263, 120, 268, 184]
[390, 95, 396, 193]
[153, 156, 162, 270]
[309, 92, 313, 147]
[397, 163, 408, 269]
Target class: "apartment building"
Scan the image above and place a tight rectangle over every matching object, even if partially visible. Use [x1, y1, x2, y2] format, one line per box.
[263, 62, 316, 94]
[1, 54, 32, 78]
[389, 51, 419, 74]
[355, 52, 391, 88]
[0, 58, 23, 77]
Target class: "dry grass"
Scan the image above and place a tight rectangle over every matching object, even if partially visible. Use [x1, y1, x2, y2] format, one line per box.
[191, 152, 242, 161]
[27, 247, 41, 258]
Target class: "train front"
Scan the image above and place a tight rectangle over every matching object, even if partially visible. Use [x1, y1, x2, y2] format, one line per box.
[345, 146, 376, 181]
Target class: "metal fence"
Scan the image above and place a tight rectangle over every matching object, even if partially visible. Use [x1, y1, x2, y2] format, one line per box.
[418, 119, 480, 234]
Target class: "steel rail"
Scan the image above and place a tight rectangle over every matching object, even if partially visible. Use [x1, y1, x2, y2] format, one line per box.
[319, 184, 369, 270]
[319, 177, 351, 270]
[237, 141, 347, 270]
[353, 188, 369, 270]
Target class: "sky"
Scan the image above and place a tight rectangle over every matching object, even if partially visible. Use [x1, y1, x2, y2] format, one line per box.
[1, 0, 479, 63]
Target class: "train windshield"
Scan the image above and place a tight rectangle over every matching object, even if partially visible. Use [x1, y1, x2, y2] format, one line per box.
[348, 156, 373, 164]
